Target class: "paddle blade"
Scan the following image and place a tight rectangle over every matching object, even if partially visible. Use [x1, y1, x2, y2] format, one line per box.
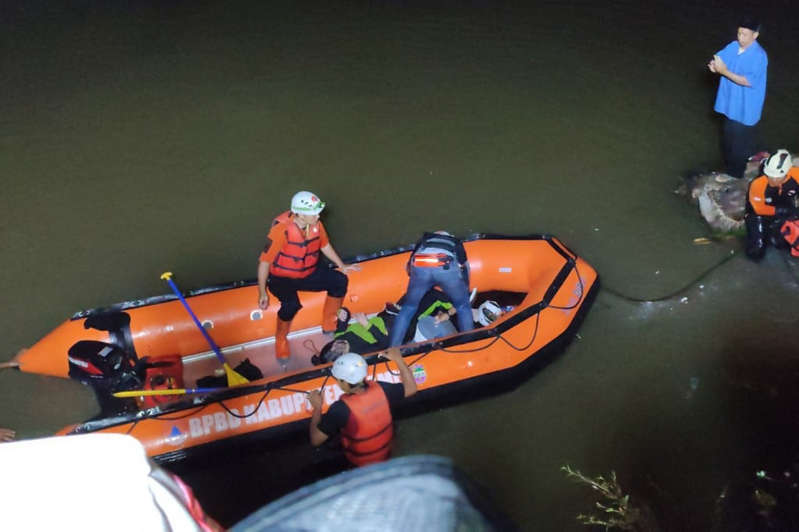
[112, 387, 224, 398]
[224, 363, 250, 386]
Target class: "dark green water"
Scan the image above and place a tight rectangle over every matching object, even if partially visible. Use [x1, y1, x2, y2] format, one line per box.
[2, 1, 798, 530]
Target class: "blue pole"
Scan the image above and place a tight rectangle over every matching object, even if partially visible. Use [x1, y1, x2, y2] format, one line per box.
[160, 272, 226, 365]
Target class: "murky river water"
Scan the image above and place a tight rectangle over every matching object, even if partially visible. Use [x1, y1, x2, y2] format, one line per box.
[2, 1, 798, 530]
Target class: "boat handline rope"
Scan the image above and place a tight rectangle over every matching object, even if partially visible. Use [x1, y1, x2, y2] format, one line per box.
[603, 250, 738, 303]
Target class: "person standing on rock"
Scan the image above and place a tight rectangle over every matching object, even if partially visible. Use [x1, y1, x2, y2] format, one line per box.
[708, 17, 768, 178]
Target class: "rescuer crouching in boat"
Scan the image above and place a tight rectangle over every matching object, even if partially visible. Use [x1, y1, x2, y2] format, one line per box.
[308, 348, 417, 467]
[257, 191, 360, 368]
[388, 231, 474, 347]
[745, 149, 799, 260]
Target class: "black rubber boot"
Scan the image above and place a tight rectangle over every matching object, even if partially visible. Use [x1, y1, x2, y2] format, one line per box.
[745, 214, 767, 261]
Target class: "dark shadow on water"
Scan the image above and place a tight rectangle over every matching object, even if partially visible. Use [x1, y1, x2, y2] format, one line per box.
[593, 328, 799, 532]
[711, 332, 799, 532]
[166, 430, 347, 527]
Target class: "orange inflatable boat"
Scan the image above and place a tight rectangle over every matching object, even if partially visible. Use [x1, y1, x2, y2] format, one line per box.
[14, 234, 598, 462]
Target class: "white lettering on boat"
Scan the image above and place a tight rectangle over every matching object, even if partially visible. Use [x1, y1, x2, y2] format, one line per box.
[182, 376, 402, 440]
[188, 409, 245, 438]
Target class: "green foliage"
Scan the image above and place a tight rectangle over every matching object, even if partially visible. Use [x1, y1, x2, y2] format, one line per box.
[561, 465, 654, 532]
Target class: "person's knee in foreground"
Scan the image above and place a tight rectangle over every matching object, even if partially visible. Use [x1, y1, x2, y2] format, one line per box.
[256, 191, 359, 365]
[307, 348, 417, 467]
[707, 16, 768, 178]
[745, 149, 799, 260]
[388, 231, 472, 347]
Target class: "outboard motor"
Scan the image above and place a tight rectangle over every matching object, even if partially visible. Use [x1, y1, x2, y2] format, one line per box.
[68, 340, 143, 417]
[83, 311, 138, 360]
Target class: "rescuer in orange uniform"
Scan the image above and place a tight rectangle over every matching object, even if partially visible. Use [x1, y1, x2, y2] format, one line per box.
[257, 191, 359, 365]
[308, 348, 417, 467]
[745, 149, 799, 260]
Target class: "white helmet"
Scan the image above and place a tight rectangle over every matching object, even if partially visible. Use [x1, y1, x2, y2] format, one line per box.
[763, 149, 792, 179]
[331, 352, 367, 385]
[476, 300, 502, 327]
[290, 191, 325, 215]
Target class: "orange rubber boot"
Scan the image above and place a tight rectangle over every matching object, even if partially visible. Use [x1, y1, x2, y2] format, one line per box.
[321, 296, 344, 333]
[275, 318, 292, 360]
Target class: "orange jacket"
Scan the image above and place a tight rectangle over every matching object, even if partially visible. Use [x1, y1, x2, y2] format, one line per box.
[262, 211, 328, 279]
[781, 220, 799, 257]
[340, 381, 394, 466]
[748, 167, 799, 217]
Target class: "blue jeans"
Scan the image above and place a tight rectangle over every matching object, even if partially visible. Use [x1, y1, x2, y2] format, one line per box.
[388, 265, 473, 347]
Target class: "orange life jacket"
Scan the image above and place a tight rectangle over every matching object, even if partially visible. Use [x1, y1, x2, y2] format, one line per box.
[781, 220, 799, 257]
[339, 381, 394, 466]
[269, 211, 323, 279]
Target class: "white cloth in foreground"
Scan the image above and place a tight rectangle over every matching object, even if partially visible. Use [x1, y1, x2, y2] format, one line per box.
[0, 433, 217, 532]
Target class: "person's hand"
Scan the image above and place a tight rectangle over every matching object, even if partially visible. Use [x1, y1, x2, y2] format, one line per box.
[353, 312, 369, 327]
[308, 390, 323, 410]
[340, 264, 361, 274]
[258, 292, 269, 310]
[0, 428, 15, 443]
[712, 55, 727, 75]
[433, 311, 451, 324]
[707, 57, 717, 73]
[379, 347, 402, 363]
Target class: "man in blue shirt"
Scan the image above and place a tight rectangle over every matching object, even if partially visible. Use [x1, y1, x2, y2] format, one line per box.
[708, 17, 768, 178]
